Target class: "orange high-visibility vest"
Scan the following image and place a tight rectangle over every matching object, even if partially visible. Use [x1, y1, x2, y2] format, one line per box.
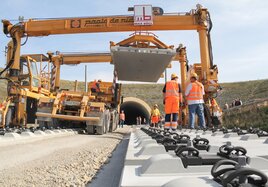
[120, 113, 125, 120]
[91, 81, 99, 91]
[165, 80, 179, 99]
[187, 81, 203, 101]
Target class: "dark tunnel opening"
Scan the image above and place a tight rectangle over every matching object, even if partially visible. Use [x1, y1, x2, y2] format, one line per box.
[120, 100, 150, 125]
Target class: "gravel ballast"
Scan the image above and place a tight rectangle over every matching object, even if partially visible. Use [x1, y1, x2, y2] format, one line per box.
[0, 126, 131, 187]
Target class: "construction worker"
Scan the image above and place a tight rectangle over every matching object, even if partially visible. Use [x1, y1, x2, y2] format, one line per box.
[119, 110, 125, 128]
[162, 73, 182, 132]
[150, 104, 161, 128]
[90, 79, 101, 93]
[185, 73, 206, 129]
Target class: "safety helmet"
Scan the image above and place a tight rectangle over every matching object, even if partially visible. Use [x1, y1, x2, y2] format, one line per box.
[190, 73, 198, 79]
[171, 73, 178, 79]
[154, 104, 158, 108]
[98, 79, 102, 82]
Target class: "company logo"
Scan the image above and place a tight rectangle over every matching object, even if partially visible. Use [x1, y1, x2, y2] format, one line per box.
[71, 20, 81, 28]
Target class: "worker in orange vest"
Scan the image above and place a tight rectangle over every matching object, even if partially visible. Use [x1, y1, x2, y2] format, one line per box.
[185, 73, 206, 129]
[150, 104, 161, 128]
[90, 79, 101, 93]
[162, 73, 182, 132]
[119, 110, 125, 128]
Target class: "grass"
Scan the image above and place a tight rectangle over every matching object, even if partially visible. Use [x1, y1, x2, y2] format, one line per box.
[121, 80, 268, 130]
[0, 72, 267, 130]
[217, 79, 268, 107]
[223, 105, 268, 131]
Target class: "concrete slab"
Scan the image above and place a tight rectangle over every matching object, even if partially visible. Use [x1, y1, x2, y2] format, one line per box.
[125, 144, 166, 166]
[120, 128, 268, 187]
[140, 154, 183, 175]
[240, 134, 259, 141]
[125, 156, 150, 166]
[264, 138, 268, 144]
[120, 165, 179, 187]
[223, 133, 238, 138]
[249, 157, 268, 170]
[134, 136, 151, 142]
[202, 131, 212, 135]
[53, 130, 61, 133]
[211, 132, 224, 136]
[21, 132, 36, 137]
[34, 130, 47, 135]
[207, 145, 219, 153]
[135, 139, 156, 148]
[111, 46, 176, 82]
[162, 177, 221, 187]
[45, 130, 55, 134]
[135, 144, 166, 156]
[4, 133, 21, 139]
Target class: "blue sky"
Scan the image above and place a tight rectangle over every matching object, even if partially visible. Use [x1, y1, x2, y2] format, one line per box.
[0, 0, 267, 83]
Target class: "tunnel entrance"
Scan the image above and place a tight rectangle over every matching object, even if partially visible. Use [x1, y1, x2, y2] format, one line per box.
[120, 97, 151, 125]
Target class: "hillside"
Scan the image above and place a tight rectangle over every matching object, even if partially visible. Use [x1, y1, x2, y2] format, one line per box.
[0, 79, 86, 102]
[121, 80, 268, 130]
[223, 99, 268, 131]
[0, 77, 267, 129]
[217, 79, 268, 107]
[1, 78, 268, 107]
[1, 78, 268, 105]
[121, 83, 165, 112]
[121, 79, 268, 109]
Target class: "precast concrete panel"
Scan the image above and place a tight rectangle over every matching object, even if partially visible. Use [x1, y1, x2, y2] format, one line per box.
[111, 46, 176, 82]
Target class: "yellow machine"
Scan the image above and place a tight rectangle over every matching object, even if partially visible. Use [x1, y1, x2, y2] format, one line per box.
[0, 53, 54, 128]
[1, 4, 221, 128]
[35, 52, 121, 134]
[176, 45, 222, 127]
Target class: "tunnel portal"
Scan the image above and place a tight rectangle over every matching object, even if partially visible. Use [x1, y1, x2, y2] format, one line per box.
[120, 97, 151, 125]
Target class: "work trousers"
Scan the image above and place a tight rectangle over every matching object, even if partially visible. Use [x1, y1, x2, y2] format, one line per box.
[151, 116, 159, 123]
[164, 97, 179, 131]
[188, 103, 206, 129]
[165, 97, 179, 114]
[164, 113, 178, 131]
[119, 119, 125, 128]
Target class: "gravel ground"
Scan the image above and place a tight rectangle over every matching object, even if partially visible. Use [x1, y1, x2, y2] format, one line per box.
[0, 126, 131, 187]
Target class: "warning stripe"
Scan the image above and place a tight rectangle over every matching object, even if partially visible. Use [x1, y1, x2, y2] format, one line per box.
[112, 69, 117, 94]
[51, 65, 57, 89]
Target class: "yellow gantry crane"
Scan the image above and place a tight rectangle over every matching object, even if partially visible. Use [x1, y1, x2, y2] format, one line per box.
[0, 4, 221, 128]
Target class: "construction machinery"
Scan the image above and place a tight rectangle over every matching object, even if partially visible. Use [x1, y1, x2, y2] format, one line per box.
[176, 45, 222, 127]
[0, 53, 54, 128]
[1, 4, 221, 129]
[34, 52, 121, 134]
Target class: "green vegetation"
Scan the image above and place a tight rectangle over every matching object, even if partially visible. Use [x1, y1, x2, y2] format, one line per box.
[223, 105, 268, 131]
[121, 80, 268, 130]
[0, 75, 267, 130]
[217, 79, 268, 107]
[121, 83, 165, 111]
[60, 80, 85, 91]
[121, 79, 268, 109]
